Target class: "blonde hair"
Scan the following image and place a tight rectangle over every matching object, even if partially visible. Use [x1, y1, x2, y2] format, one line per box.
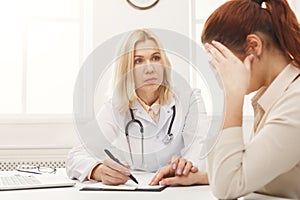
[113, 29, 173, 112]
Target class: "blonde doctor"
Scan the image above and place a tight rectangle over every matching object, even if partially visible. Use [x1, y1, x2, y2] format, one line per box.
[66, 29, 209, 185]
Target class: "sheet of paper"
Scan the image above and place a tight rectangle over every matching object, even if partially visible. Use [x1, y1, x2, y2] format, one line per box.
[81, 172, 165, 191]
[131, 172, 164, 190]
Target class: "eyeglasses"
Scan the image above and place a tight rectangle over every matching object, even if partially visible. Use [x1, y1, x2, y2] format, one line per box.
[16, 165, 56, 174]
[36, 166, 56, 174]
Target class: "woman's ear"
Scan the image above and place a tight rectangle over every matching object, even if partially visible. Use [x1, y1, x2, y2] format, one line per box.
[245, 34, 263, 56]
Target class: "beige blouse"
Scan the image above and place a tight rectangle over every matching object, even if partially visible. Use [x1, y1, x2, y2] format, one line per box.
[137, 97, 161, 124]
[207, 64, 300, 199]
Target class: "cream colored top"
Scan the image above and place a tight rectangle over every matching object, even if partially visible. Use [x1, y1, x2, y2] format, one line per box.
[137, 97, 161, 124]
[207, 64, 300, 199]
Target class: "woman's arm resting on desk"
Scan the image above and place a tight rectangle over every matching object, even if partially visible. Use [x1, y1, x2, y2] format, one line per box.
[149, 158, 208, 186]
[158, 170, 208, 186]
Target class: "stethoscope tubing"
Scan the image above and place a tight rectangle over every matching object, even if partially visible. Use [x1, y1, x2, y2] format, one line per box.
[125, 116, 144, 165]
[124, 105, 175, 167]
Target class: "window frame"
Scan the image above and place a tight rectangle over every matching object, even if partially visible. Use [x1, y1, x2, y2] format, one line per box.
[0, 0, 93, 124]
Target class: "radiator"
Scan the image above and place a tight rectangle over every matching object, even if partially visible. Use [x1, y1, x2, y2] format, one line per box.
[0, 147, 70, 171]
[0, 160, 66, 171]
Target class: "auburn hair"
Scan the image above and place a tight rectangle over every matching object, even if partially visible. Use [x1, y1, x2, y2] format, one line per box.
[201, 0, 300, 68]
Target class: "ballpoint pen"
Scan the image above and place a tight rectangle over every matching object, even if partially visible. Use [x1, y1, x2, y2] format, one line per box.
[16, 169, 42, 175]
[104, 149, 139, 184]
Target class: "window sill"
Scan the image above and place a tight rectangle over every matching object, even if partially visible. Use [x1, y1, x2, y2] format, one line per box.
[0, 114, 74, 124]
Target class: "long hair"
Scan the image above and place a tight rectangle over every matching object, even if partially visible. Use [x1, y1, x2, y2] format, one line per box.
[201, 0, 300, 67]
[113, 29, 173, 112]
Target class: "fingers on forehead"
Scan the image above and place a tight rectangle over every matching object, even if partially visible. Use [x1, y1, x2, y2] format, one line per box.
[212, 40, 237, 59]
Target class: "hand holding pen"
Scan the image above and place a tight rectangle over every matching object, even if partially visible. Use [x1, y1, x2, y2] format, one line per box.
[104, 149, 138, 184]
[90, 149, 138, 185]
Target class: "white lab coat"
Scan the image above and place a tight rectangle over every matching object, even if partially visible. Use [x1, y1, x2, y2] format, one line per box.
[66, 88, 209, 182]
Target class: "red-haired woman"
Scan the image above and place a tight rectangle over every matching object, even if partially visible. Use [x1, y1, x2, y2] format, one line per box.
[202, 0, 300, 199]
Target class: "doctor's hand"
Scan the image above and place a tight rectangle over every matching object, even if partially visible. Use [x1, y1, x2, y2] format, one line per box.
[149, 158, 201, 186]
[90, 159, 131, 185]
[169, 157, 198, 176]
[149, 165, 208, 186]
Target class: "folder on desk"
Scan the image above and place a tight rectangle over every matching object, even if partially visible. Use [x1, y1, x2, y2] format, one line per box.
[80, 172, 167, 192]
[80, 183, 167, 192]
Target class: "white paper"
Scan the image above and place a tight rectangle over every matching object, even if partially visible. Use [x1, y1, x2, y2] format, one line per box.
[81, 172, 165, 191]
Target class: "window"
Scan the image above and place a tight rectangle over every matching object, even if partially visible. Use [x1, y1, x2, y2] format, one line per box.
[191, 0, 299, 116]
[0, 0, 91, 121]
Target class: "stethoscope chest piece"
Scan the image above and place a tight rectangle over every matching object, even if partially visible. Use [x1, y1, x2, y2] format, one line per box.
[162, 133, 173, 144]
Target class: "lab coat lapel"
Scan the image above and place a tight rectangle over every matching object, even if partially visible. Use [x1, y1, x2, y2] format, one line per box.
[130, 99, 175, 133]
[156, 99, 175, 133]
[130, 100, 152, 123]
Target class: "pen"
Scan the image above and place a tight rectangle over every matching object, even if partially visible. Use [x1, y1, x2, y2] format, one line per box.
[104, 149, 139, 184]
[16, 169, 42, 175]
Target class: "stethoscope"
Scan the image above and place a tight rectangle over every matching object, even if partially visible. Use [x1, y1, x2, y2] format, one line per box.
[125, 105, 176, 167]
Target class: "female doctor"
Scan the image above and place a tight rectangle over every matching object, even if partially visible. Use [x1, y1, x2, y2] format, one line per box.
[66, 29, 209, 185]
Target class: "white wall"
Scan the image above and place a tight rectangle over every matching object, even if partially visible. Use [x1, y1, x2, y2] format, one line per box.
[0, 0, 192, 165]
[92, 0, 190, 48]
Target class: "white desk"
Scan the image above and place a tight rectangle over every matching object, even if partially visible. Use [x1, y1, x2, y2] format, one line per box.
[0, 169, 290, 200]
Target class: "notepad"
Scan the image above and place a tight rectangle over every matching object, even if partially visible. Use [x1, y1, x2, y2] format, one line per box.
[80, 172, 167, 192]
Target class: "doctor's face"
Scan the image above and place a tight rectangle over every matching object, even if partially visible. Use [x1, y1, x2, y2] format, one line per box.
[133, 39, 164, 95]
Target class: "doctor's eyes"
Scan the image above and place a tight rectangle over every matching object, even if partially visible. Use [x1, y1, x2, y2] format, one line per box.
[151, 55, 161, 62]
[134, 55, 161, 65]
[134, 58, 143, 65]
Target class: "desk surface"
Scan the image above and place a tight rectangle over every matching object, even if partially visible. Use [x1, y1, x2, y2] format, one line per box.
[0, 169, 290, 200]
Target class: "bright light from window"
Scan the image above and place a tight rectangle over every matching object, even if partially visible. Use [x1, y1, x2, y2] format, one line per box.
[0, 0, 82, 115]
[0, 1, 24, 114]
[27, 22, 80, 114]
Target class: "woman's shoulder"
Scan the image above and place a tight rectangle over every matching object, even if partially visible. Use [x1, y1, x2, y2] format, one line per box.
[288, 73, 300, 91]
[269, 75, 300, 116]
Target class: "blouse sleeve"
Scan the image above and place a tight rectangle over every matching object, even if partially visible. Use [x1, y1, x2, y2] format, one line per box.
[207, 91, 300, 199]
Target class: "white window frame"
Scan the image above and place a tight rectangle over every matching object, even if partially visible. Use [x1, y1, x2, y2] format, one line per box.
[0, 1, 93, 124]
